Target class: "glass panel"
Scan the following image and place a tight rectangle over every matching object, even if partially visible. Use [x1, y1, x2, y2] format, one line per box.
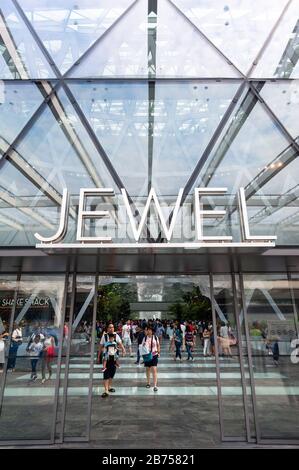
[0, 274, 65, 441]
[246, 136, 299, 246]
[253, 0, 299, 79]
[192, 84, 291, 243]
[19, 0, 134, 75]
[172, 0, 288, 75]
[0, 84, 120, 245]
[68, 0, 148, 78]
[156, 0, 241, 78]
[259, 81, 299, 139]
[91, 275, 221, 448]
[213, 275, 247, 438]
[68, 80, 149, 196]
[200, 86, 289, 191]
[63, 275, 95, 439]
[16, 85, 118, 194]
[0, 275, 17, 385]
[0, 81, 44, 154]
[243, 274, 299, 439]
[0, 0, 54, 79]
[151, 81, 240, 194]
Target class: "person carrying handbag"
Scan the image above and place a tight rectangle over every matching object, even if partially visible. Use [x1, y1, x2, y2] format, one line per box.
[140, 325, 160, 392]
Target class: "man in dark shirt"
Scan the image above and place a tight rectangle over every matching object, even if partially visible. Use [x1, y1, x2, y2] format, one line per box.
[135, 326, 145, 365]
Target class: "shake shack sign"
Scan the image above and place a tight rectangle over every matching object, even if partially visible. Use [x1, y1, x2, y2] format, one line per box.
[35, 187, 277, 249]
[0, 296, 50, 308]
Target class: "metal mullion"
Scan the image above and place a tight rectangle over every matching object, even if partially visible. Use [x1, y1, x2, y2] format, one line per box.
[58, 269, 77, 443]
[232, 272, 252, 443]
[0, 271, 21, 417]
[239, 273, 261, 443]
[86, 270, 99, 442]
[50, 266, 70, 443]
[167, 0, 245, 78]
[62, 0, 139, 78]
[209, 272, 225, 443]
[246, 0, 293, 78]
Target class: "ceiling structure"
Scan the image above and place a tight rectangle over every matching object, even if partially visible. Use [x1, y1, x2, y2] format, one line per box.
[0, 0, 298, 246]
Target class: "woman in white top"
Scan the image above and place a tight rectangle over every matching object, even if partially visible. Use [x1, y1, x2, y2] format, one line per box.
[141, 325, 160, 392]
[7, 323, 22, 371]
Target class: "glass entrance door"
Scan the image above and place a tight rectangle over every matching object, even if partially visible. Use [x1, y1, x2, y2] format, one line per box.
[242, 273, 299, 443]
[90, 274, 222, 448]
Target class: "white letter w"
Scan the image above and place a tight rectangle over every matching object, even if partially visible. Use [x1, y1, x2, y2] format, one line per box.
[121, 188, 184, 242]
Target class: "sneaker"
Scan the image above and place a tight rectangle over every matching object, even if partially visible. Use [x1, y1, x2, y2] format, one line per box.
[101, 392, 109, 398]
[134, 361, 139, 364]
[108, 388, 116, 393]
[41, 378, 46, 384]
[153, 386, 158, 392]
[146, 384, 150, 388]
[32, 376, 37, 382]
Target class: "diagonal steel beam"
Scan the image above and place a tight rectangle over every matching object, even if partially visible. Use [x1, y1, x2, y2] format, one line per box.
[0, 9, 28, 79]
[274, 19, 299, 78]
[201, 82, 265, 187]
[248, 82, 299, 154]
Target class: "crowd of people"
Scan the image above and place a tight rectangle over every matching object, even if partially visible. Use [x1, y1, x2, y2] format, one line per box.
[0, 317, 282, 393]
[96, 318, 239, 398]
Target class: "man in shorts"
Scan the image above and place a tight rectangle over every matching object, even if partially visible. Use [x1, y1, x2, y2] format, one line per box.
[99, 323, 125, 398]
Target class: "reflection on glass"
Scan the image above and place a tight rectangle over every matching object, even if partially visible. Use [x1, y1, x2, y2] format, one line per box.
[151, 81, 240, 194]
[63, 275, 95, 439]
[253, 0, 299, 79]
[213, 275, 247, 439]
[259, 81, 299, 139]
[244, 274, 299, 439]
[173, 0, 288, 75]
[19, 0, 134, 74]
[0, 276, 17, 382]
[156, 0, 240, 78]
[0, 0, 54, 79]
[68, 0, 148, 77]
[0, 82, 44, 154]
[68, 80, 149, 196]
[0, 275, 65, 441]
[91, 275, 220, 445]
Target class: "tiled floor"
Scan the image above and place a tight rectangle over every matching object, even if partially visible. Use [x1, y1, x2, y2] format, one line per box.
[0, 340, 299, 447]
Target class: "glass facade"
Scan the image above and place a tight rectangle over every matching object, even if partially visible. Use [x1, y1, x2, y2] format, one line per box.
[0, 0, 299, 447]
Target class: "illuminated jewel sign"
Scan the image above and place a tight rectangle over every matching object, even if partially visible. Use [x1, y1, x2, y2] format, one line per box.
[35, 187, 276, 249]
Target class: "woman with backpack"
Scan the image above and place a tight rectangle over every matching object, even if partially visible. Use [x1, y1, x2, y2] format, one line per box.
[141, 325, 160, 392]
